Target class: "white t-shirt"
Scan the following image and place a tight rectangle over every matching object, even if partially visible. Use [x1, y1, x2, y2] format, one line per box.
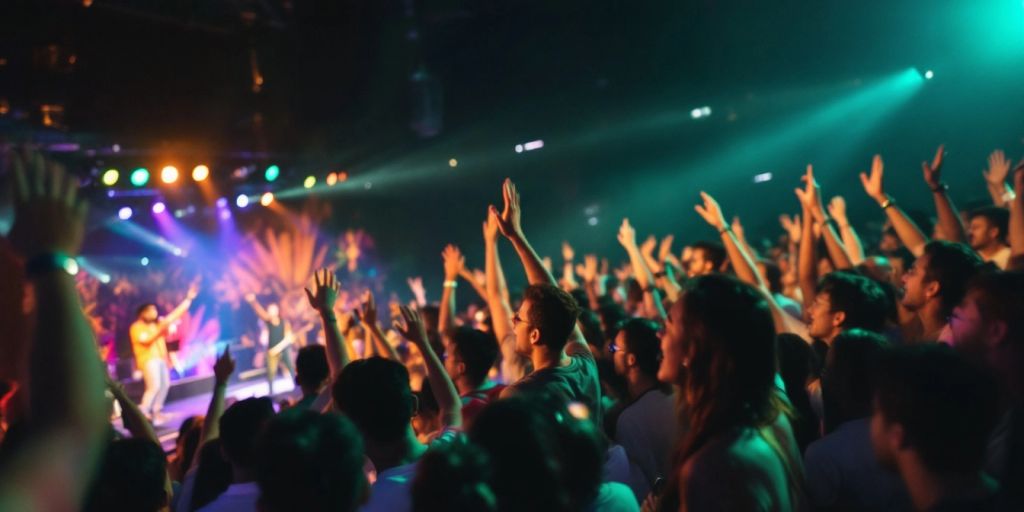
[614, 388, 676, 501]
[195, 482, 260, 512]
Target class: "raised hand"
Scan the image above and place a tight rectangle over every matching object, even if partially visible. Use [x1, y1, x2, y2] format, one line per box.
[489, 178, 523, 240]
[356, 290, 378, 327]
[541, 256, 553, 272]
[984, 149, 1012, 186]
[859, 155, 887, 204]
[393, 305, 429, 346]
[731, 216, 746, 240]
[186, 281, 200, 301]
[468, 268, 486, 287]
[617, 218, 638, 249]
[779, 214, 802, 244]
[561, 241, 575, 262]
[639, 235, 657, 258]
[213, 347, 236, 385]
[827, 197, 849, 226]
[1015, 160, 1024, 196]
[694, 191, 727, 230]
[407, 276, 425, 302]
[305, 269, 340, 315]
[794, 165, 822, 214]
[576, 254, 599, 283]
[483, 208, 501, 243]
[8, 148, 89, 259]
[442, 244, 465, 281]
[921, 145, 945, 189]
[658, 235, 675, 264]
[244, 293, 257, 303]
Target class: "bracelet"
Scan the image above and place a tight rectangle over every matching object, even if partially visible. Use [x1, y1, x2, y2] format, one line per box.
[443, 280, 458, 288]
[718, 225, 732, 235]
[653, 271, 667, 278]
[1002, 190, 1017, 203]
[25, 252, 79, 278]
[931, 183, 949, 193]
[880, 197, 895, 210]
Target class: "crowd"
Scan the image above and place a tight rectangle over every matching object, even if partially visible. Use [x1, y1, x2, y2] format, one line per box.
[0, 143, 1022, 512]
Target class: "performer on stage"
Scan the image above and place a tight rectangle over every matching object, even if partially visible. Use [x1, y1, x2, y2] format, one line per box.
[130, 282, 199, 424]
[244, 294, 297, 395]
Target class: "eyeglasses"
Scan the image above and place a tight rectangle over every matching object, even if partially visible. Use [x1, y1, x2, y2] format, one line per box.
[608, 342, 620, 354]
[512, 313, 527, 326]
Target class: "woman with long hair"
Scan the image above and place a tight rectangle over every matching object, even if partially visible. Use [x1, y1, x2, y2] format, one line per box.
[655, 274, 806, 511]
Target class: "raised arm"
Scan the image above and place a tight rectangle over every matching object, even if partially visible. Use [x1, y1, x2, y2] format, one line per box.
[395, 306, 461, 429]
[797, 165, 853, 270]
[575, 254, 608, 310]
[797, 192, 819, 310]
[304, 269, 349, 377]
[860, 154, 929, 257]
[458, 267, 488, 302]
[190, 348, 235, 470]
[984, 150, 1015, 208]
[483, 210, 515, 344]
[439, 244, 464, 335]
[243, 293, 273, 323]
[161, 282, 198, 329]
[617, 220, 667, 321]
[827, 197, 866, 265]
[560, 242, 580, 291]
[491, 178, 587, 348]
[0, 150, 107, 511]
[407, 277, 427, 308]
[922, 145, 966, 244]
[1009, 163, 1024, 269]
[357, 290, 400, 361]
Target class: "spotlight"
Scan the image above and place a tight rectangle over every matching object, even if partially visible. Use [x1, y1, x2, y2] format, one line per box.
[304, 175, 316, 189]
[690, 106, 712, 119]
[523, 140, 544, 151]
[924, 70, 934, 80]
[515, 144, 524, 153]
[152, 202, 166, 214]
[264, 165, 280, 182]
[102, 169, 120, 186]
[118, 206, 133, 220]
[140, 257, 149, 266]
[192, 165, 210, 182]
[338, 172, 348, 182]
[219, 209, 231, 220]
[326, 173, 338, 186]
[260, 192, 274, 206]
[587, 216, 599, 226]
[236, 194, 250, 208]
[216, 197, 228, 208]
[130, 168, 150, 187]
[449, 158, 458, 168]
[753, 172, 773, 183]
[160, 165, 179, 184]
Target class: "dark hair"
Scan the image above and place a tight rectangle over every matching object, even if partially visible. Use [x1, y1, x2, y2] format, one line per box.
[776, 333, 819, 453]
[175, 415, 204, 480]
[295, 345, 329, 390]
[922, 241, 983, 319]
[597, 302, 628, 342]
[874, 345, 999, 474]
[569, 288, 589, 312]
[135, 303, 157, 318]
[821, 329, 889, 433]
[332, 357, 414, 443]
[615, 317, 662, 378]
[760, 259, 784, 295]
[84, 438, 168, 512]
[969, 206, 1010, 243]
[413, 439, 496, 512]
[522, 284, 582, 351]
[219, 397, 275, 468]
[692, 241, 727, 271]
[449, 326, 499, 388]
[966, 270, 1024, 349]
[257, 409, 366, 512]
[469, 396, 570, 512]
[546, 398, 607, 511]
[816, 271, 890, 333]
[191, 439, 232, 511]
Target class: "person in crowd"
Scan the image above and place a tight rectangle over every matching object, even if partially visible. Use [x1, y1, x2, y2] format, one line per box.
[686, 241, 726, 277]
[899, 241, 983, 342]
[804, 329, 909, 511]
[610, 318, 676, 500]
[84, 437, 170, 512]
[966, 206, 1011, 269]
[656, 274, 806, 510]
[776, 333, 820, 453]
[196, 397, 275, 512]
[292, 345, 330, 410]
[131, 282, 199, 423]
[444, 326, 505, 427]
[169, 416, 204, 482]
[243, 294, 296, 395]
[806, 271, 891, 345]
[871, 345, 1000, 511]
[332, 306, 461, 512]
[490, 179, 603, 424]
[412, 439, 497, 512]
[257, 409, 367, 512]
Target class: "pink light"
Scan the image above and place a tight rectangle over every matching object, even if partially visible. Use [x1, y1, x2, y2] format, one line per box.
[152, 202, 166, 214]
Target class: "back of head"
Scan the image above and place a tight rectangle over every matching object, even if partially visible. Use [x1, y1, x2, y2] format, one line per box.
[332, 357, 414, 444]
[413, 439, 496, 512]
[542, 396, 607, 511]
[258, 409, 366, 512]
[523, 283, 582, 351]
[874, 345, 999, 474]
[965, 270, 1024, 350]
[822, 329, 889, 432]
[191, 439, 233, 511]
[469, 396, 569, 512]
[616, 317, 662, 379]
[295, 345, 329, 390]
[597, 302, 628, 340]
[84, 438, 168, 512]
[577, 309, 606, 354]
[450, 326, 499, 388]
[923, 241, 984, 318]
[679, 274, 779, 454]
[816, 271, 891, 333]
[760, 258, 784, 295]
[176, 415, 204, 478]
[219, 397, 275, 468]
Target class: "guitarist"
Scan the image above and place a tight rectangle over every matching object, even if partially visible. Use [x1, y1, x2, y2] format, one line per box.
[244, 294, 298, 395]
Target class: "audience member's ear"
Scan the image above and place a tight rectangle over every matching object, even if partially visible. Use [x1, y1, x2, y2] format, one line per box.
[989, 321, 1008, 346]
[831, 311, 846, 329]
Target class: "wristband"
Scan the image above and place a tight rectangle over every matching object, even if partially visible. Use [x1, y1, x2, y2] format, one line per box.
[653, 271, 667, 279]
[880, 197, 896, 210]
[443, 280, 458, 288]
[1002, 190, 1017, 203]
[718, 225, 732, 235]
[930, 182, 949, 193]
[25, 252, 79, 278]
